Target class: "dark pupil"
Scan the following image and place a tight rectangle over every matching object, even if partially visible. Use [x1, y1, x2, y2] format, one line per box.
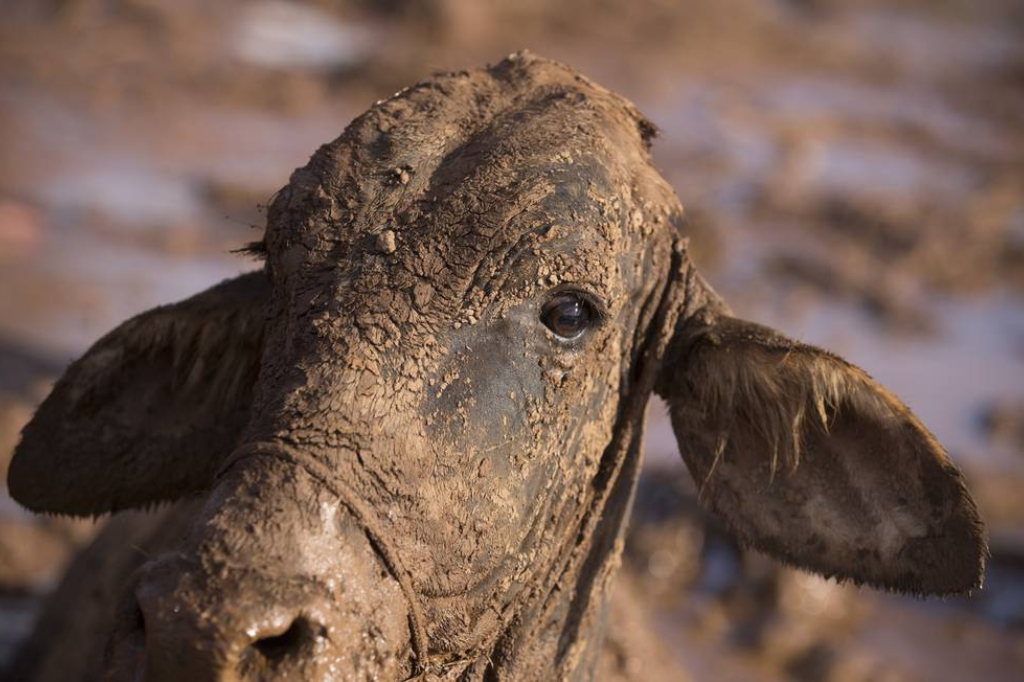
[543, 295, 591, 338]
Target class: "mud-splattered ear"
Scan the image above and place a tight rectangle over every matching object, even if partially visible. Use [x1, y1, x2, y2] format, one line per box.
[655, 312, 986, 596]
[8, 271, 270, 516]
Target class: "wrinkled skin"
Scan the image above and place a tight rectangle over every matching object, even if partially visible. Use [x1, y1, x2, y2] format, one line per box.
[7, 53, 986, 681]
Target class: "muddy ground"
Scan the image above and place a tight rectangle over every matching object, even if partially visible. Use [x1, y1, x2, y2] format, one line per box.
[1, 0, 1023, 679]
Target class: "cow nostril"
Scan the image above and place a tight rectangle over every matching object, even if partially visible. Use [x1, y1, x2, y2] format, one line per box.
[130, 600, 146, 637]
[251, 616, 322, 662]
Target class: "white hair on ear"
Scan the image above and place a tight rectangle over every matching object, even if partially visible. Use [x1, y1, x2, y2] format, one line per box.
[682, 342, 922, 482]
[659, 313, 986, 596]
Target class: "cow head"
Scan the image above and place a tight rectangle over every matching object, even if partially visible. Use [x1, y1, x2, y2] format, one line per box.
[8, 52, 985, 681]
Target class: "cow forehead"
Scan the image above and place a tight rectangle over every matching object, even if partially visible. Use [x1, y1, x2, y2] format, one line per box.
[244, 55, 683, 456]
[264, 53, 674, 289]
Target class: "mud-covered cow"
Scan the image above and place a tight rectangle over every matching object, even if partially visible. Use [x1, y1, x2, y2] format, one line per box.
[7, 52, 985, 681]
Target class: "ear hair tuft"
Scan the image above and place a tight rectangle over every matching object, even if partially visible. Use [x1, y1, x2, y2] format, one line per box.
[669, 317, 913, 481]
[658, 313, 987, 596]
[233, 240, 267, 260]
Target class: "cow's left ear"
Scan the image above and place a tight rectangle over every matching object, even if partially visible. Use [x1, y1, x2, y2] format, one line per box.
[655, 311, 987, 596]
[7, 271, 270, 517]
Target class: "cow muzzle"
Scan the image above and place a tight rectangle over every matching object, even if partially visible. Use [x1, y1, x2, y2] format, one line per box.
[102, 446, 419, 682]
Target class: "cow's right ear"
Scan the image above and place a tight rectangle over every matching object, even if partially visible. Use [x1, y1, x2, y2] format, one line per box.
[7, 270, 270, 517]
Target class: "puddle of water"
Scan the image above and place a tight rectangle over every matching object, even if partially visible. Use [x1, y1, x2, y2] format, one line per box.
[648, 77, 993, 225]
[190, 108, 348, 192]
[646, 83, 783, 228]
[650, 84, 779, 177]
[761, 77, 1006, 157]
[843, 9, 1023, 77]
[39, 162, 202, 226]
[231, 1, 373, 71]
[791, 138, 979, 203]
[3, 87, 349, 226]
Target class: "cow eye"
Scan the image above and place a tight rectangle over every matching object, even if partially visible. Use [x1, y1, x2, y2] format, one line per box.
[540, 293, 594, 340]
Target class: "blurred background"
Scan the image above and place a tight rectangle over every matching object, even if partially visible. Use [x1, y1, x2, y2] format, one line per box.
[1, 0, 1022, 679]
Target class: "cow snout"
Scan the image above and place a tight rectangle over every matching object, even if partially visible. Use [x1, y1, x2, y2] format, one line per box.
[112, 554, 335, 681]
[102, 458, 416, 681]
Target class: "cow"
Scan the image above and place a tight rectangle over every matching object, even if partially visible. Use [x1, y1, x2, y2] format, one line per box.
[6, 52, 985, 681]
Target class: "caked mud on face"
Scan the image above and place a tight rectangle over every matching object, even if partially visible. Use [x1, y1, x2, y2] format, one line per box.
[8, 51, 985, 682]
